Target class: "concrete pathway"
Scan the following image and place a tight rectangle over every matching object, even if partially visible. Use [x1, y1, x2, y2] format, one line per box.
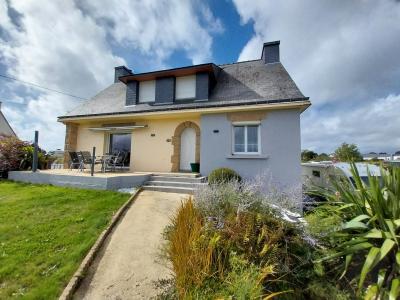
[74, 190, 188, 300]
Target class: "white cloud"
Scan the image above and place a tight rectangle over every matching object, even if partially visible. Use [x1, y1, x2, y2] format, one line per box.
[302, 94, 400, 153]
[0, 0, 221, 150]
[77, 0, 221, 65]
[233, 0, 400, 153]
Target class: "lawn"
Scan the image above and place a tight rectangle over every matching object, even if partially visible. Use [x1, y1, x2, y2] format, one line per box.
[0, 180, 130, 299]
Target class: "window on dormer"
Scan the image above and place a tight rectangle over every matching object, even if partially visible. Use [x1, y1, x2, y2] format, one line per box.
[175, 75, 196, 100]
[138, 80, 155, 103]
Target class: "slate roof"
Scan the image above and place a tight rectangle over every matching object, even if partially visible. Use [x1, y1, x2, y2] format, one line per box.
[59, 60, 308, 119]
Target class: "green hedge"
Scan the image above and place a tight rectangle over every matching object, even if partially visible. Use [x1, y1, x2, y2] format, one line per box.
[208, 167, 241, 184]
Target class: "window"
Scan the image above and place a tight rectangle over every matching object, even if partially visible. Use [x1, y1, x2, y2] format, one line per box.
[312, 170, 320, 177]
[175, 75, 196, 100]
[138, 80, 155, 103]
[233, 124, 260, 154]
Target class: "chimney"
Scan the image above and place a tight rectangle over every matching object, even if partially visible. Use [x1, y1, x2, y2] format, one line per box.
[261, 41, 280, 64]
[0, 101, 2, 110]
[114, 66, 133, 83]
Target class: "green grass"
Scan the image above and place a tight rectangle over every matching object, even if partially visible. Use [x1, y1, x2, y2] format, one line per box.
[0, 180, 130, 299]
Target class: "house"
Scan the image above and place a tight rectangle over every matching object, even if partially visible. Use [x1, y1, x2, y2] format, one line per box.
[363, 152, 392, 161]
[0, 102, 16, 137]
[393, 151, 400, 161]
[377, 152, 392, 161]
[363, 152, 378, 161]
[58, 41, 311, 187]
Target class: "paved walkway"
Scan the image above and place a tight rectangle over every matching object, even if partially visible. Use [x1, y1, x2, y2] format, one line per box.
[74, 190, 188, 300]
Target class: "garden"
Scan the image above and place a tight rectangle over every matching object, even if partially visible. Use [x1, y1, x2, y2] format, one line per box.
[161, 166, 400, 299]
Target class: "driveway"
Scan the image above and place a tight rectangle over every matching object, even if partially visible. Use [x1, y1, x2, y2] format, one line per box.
[74, 190, 187, 299]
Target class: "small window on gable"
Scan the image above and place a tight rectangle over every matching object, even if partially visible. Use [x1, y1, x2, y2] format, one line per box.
[138, 80, 155, 103]
[175, 75, 196, 100]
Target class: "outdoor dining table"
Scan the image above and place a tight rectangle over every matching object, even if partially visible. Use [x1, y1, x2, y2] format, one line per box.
[97, 154, 113, 173]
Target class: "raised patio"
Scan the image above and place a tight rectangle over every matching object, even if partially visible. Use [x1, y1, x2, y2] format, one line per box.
[8, 169, 152, 190]
[8, 169, 201, 191]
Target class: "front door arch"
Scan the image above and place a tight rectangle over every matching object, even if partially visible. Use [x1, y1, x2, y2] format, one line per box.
[171, 121, 200, 172]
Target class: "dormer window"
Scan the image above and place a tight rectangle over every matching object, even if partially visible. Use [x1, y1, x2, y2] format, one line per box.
[175, 75, 196, 100]
[138, 80, 155, 103]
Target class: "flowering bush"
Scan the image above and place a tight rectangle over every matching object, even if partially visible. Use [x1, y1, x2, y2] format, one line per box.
[0, 135, 30, 172]
[162, 176, 347, 299]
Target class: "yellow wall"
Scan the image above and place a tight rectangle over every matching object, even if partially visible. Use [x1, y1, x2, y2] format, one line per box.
[73, 117, 200, 172]
[76, 125, 106, 155]
[131, 117, 200, 172]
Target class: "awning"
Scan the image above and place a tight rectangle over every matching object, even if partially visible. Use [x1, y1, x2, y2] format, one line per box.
[88, 125, 147, 132]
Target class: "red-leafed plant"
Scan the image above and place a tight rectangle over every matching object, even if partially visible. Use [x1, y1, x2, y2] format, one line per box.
[0, 134, 30, 172]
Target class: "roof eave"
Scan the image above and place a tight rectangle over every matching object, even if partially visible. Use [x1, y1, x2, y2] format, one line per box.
[58, 98, 311, 123]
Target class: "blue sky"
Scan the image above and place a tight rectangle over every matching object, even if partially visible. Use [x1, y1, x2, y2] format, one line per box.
[1, 0, 400, 154]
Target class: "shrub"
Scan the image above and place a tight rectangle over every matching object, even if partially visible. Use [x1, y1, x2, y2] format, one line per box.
[19, 145, 54, 170]
[165, 198, 225, 298]
[0, 135, 30, 172]
[310, 163, 400, 298]
[208, 167, 241, 184]
[164, 178, 331, 299]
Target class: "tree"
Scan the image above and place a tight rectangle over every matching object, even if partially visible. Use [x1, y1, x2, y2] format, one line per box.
[315, 153, 331, 161]
[301, 149, 318, 162]
[334, 142, 363, 162]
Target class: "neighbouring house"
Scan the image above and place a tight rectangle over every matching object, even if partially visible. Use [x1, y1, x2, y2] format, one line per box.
[363, 152, 392, 161]
[377, 152, 392, 161]
[363, 152, 378, 161]
[393, 151, 400, 161]
[0, 102, 16, 137]
[58, 41, 311, 187]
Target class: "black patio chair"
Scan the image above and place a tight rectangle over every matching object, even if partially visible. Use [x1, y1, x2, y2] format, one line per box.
[79, 151, 102, 171]
[118, 151, 130, 169]
[68, 151, 82, 170]
[104, 152, 126, 172]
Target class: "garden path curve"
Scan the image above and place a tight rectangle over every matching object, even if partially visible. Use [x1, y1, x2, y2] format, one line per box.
[74, 190, 187, 300]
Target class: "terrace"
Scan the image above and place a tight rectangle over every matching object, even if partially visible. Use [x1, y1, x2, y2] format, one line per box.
[8, 169, 200, 191]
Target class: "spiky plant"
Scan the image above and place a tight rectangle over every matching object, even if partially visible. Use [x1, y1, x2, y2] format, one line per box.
[318, 163, 400, 299]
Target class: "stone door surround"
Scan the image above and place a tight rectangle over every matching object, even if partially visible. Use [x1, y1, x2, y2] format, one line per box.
[171, 121, 200, 172]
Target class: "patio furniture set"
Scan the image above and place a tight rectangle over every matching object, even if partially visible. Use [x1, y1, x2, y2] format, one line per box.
[68, 151, 129, 173]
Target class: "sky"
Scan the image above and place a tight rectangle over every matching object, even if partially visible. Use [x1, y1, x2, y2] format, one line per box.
[0, 0, 400, 154]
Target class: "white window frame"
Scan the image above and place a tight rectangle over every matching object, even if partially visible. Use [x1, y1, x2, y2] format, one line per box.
[232, 121, 261, 155]
[138, 80, 156, 103]
[175, 75, 196, 100]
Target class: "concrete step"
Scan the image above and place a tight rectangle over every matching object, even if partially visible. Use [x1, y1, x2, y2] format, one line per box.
[144, 180, 207, 188]
[142, 185, 194, 194]
[149, 175, 206, 183]
[151, 172, 200, 178]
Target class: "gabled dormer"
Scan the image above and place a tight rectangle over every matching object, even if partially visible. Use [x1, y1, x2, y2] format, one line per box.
[116, 64, 220, 106]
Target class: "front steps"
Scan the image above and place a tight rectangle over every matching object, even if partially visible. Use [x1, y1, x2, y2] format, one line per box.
[142, 173, 207, 194]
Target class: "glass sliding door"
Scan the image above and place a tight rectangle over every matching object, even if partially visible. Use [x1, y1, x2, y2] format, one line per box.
[109, 133, 131, 165]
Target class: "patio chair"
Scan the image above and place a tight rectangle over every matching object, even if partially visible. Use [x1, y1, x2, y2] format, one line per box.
[79, 151, 102, 171]
[68, 151, 82, 170]
[104, 152, 126, 172]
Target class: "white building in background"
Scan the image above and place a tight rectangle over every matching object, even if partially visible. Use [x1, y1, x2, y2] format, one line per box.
[377, 152, 392, 161]
[363, 152, 378, 160]
[0, 102, 16, 137]
[363, 151, 400, 161]
[393, 151, 400, 160]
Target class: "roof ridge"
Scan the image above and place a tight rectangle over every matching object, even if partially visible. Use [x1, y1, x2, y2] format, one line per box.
[218, 58, 263, 67]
